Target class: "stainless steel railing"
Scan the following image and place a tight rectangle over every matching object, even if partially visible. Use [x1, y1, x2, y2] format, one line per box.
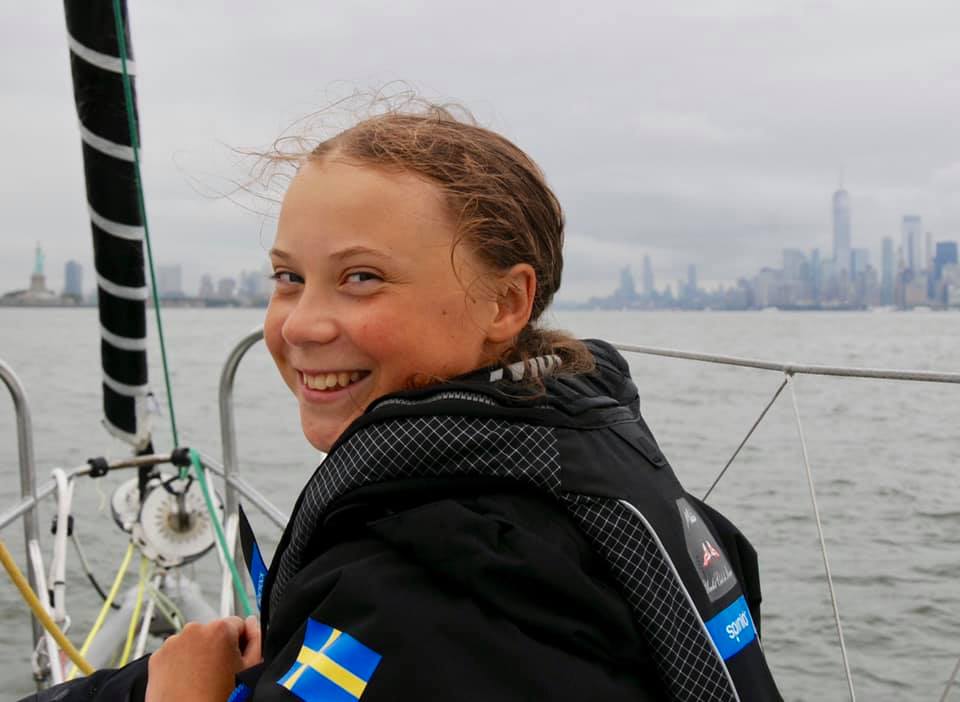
[218, 327, 266, 520]
[0, 358, 42, 650]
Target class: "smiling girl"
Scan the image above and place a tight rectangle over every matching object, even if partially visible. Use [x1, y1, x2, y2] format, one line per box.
[32, 105, 780, 702]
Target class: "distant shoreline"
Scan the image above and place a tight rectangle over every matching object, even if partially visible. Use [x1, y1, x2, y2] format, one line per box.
[0, 299, 268, 310]
[1, 303, 956, 313]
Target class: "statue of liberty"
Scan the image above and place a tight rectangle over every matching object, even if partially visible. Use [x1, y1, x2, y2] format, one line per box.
[29, 242, 49, 294]
[33, 243, 45, 276]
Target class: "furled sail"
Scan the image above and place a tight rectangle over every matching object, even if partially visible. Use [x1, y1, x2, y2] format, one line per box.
[63, 0, 151, 448]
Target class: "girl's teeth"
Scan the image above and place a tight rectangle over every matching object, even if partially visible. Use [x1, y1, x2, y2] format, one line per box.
[304, 371, 365, 391]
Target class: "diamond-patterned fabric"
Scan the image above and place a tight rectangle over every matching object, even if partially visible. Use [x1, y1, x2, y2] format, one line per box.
[272, 414, 561, 612]
[270, 395, 737, 701]
[565, 495, 736, 701]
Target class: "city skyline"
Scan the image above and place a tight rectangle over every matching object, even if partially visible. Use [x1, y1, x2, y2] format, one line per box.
[0, 183, 956, 304]
[568, 184, 959, 310]
[8, 179, 952, 302]
[3, 3, 960, 304]
[6, 183, 958, 310]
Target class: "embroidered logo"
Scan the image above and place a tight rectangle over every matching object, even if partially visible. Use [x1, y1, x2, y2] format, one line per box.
[278, 619, 382, 701]
[676, 497, 737, 602]
[702, 540, 721, 568]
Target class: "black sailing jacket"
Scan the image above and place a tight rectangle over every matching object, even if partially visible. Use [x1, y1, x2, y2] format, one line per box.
[26, 340, 782, 702]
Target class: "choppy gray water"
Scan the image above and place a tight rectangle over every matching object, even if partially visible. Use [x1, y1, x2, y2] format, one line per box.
[1, 308, 958, 699]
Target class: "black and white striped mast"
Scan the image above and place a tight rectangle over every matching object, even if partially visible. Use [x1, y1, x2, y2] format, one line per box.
[63, 0, 152, 449]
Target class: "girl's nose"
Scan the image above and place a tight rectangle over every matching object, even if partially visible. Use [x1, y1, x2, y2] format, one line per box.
[281, 294, 339, 347]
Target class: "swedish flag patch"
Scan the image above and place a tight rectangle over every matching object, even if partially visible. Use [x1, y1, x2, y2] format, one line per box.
[278, 619, 382, 701]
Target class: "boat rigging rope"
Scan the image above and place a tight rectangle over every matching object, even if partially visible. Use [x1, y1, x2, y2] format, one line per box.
[68, 541, 135, 680]
[941, 655, 960, 702]
[133, 575, 161, 660]
[70, 531, 120, 609]
[786, 375, 856, 702]
[110, 0, 180, 447]
[702, 376, 788, 502]
[118, 557, 150, 667]
[28, 539, 63, 683]
[188, 449, 254, 616]
[0, 540, 93, 676]
[617, 343, 863, 697]
[147, 580, 185, 631]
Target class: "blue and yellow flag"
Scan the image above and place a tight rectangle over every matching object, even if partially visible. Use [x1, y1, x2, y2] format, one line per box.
[278, 619, 382, 702]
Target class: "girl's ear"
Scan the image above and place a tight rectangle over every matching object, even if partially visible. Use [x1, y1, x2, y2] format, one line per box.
[486, 263, 537, 343]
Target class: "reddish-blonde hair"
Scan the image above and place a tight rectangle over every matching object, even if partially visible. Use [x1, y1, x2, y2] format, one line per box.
[268, 102, 593, 377]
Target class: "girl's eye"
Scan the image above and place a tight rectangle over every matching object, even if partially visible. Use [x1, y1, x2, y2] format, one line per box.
[269, 271, 304, 286]
[344, 271, 383, 285]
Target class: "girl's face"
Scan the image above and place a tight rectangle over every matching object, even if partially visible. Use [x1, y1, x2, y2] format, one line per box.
[265, 158, 508, 452]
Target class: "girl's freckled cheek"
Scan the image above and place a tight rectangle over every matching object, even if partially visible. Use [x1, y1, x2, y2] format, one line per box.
[360, 320, 395, 348]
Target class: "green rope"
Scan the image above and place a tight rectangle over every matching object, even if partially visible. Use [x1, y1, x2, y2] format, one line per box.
[111, 0, 179, 447]
[189, 449, 254, 616]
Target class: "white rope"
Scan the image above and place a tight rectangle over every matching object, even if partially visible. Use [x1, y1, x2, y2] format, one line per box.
[786, 374, 856, 701]
[100, 325, 148, 352]
[88, 206, 144, 242]
[28, 539, 63, 684]
[79, 124, 134, 162]
[96, 274, 148, 301]
[67, 33, 137, 75]
[146, 580, 185, 631]
[217, 513, 239, 617]
[133, 575, 161, 659]
[703, 377, 788, 502]
[48, 469, 74, 624]
[102, 372, 149, 398]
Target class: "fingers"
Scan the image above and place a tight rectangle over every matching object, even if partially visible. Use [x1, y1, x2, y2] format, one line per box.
[219, 615, 247, 641]
[167, 616, 246, 654]
[146, 618, 247, 702]
[241, 615, 263, 668]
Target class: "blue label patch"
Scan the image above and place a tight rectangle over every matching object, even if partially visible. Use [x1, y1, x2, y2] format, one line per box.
[705, 595, 756, 660]
[250, 542, 268, 610]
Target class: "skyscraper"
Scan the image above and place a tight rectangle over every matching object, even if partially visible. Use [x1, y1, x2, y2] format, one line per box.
[832, 188, 851, 272]
[933, 242, 959, 305]
[616, 266, 636, 300]
[851, 249, 870, 277]
[881, 237, 894, 305]
[810, 248, 822, 302]
[64, 260, 83, 298]
[901, 215, 923, 272]
[934, 242, 958, 283]
[687, 264, 698, 296]
[642, 255, 654, 296]
[782, 249, 806, 280]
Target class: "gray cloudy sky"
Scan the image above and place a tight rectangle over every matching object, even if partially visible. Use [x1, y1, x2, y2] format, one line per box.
[2, 0, 959, 301]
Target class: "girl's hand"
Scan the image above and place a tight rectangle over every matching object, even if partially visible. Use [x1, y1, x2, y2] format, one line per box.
[146, 615, 262, 702]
